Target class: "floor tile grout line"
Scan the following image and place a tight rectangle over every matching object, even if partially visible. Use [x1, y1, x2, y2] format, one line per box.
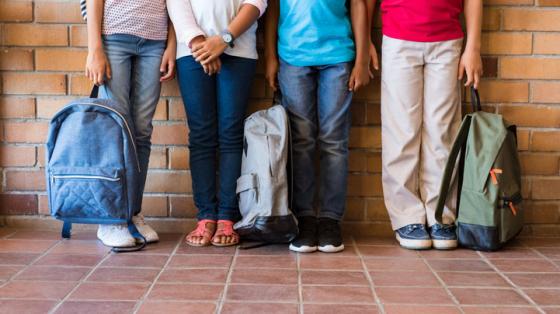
[1, 238, 66, 289]
[47, 244, 113, 314]
[131, 234, 186, 314]
[476, 250, 545, 314]
[351, 236, 386, 314]
[215, 245, 239, 314]
[420, 251, 465, 314]
[297, 252, 303, 314]
[530, 246, 560, 272]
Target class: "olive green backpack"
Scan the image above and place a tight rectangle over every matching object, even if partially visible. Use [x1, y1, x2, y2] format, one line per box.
[436, 88, 524, 251]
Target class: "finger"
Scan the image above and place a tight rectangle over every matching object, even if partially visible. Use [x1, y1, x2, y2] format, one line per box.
[192, 44, 203, 53]
[473, 71, 481, 89]
[458, 63, 465, 81]
[202, 64, 209, 75]
[196, 52, 211, 63]
[348, 77, 355, 91]
[464, 69, 474, 87]
[105, 64, 112, 79]
[369, 68, 374, 79]
[373, 56, 380, 70]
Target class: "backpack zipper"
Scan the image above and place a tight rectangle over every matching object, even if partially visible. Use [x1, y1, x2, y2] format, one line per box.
[490, 168, 503, 185]
[51, 174, 121, 183]
[60, 102, 142, 172]
[502, 192, 522, 216]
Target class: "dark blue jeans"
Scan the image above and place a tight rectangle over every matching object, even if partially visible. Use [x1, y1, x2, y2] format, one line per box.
[177, 55, 256, 221]
[278, 59, 353, 221]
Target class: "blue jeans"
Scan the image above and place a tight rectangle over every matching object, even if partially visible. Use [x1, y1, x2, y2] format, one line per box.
[278, 59, 353, 221]
[176, 55, 256, 221]
[99, 34, 166, 215]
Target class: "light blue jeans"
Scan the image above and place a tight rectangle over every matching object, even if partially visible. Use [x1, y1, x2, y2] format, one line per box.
[99, 34, 166, 215]
[278, 59, 353, 221]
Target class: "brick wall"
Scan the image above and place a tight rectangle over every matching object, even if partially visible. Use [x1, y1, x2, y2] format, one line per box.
[0, 0, 559, 236]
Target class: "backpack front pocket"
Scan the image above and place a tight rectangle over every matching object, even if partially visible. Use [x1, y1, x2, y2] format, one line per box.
[499, 192, 524, 243]
[49, 167, 127, 222]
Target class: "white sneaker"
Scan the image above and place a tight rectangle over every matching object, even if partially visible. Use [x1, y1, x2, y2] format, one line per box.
[97, 224, 135, 247]
[133, 214, 159, 243]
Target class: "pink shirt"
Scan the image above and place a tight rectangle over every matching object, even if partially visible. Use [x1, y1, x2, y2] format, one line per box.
[381, 0, 464, 43]
[102, 0, 168, 41]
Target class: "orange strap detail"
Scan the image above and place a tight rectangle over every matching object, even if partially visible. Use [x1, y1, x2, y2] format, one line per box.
[509, 202, 518, 216]
[490, 168, 503, 185]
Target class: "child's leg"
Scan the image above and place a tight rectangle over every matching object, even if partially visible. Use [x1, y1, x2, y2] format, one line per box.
[381, 36, 426, 230]
[130, 38, 166, 215]
[422, 39, 463, 227]
[278, 60, 319, 219]
[215, 55, 257, 222]
[316, 62, 353, 221]
[177, 56, 219, 223]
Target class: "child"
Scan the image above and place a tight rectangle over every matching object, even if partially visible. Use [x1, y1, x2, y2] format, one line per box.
[265, 0, 370, 253]
[167, 0, 267, 247]
[85, 0, 177, 247]
[370, 0, 483, 250]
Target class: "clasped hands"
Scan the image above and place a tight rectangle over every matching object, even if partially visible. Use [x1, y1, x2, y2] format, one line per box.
[190, 35, 228, 75]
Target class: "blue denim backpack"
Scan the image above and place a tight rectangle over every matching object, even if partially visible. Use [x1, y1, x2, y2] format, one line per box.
[46, 86, 146, 252]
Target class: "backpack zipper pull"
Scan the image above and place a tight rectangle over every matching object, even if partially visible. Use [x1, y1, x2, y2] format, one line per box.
[490, 168, 503, 185]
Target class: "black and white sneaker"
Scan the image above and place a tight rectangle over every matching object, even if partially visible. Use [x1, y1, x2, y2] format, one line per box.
[430, 224, 458, 250]
[289, 216, 318, 253]
[317, 218, 344, 253]
[395, 224, 432, 250]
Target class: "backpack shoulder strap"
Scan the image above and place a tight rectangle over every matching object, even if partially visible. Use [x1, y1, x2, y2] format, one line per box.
[435, 115, 473, 224]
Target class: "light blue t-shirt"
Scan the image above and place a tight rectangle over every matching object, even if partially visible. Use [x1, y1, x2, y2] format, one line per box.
[278, 0, 356, 67]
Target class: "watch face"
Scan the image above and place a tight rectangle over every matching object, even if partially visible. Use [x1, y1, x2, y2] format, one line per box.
[223, 34, 233, 43]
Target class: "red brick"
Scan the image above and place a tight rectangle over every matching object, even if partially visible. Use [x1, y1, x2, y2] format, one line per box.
[141, 196, 168, 217]
[5, 170, 46, 191]
[153, 99, 168, 121]
[501, 57, 560, 80]
[0, 1, 33, 22]
[538, 0, 560, 5]
[36, 96, 78, 119]
[349, 127, 381, 149]
[70, 25, 88, 47]
[483, 8, 501, 31]
[3, 24, 68, 46]
[532, 82, 560, 104]
[0, 96, 35, 118]
[169, 196, 197, 218]
[35, 1, 83, 23]
[532, 179, 560, 200]
[0, 194, 38, 215]
[36, 49, 88, 72]
[169, 147, 189, 170]
[4, 122, 49, 143]
[0, 49, 34, 71]
[168, 98, 186, 120]
[161, 80, 181, 97]
[534, 33, 560, 55]
[481, 33, 532, 55]
[148, 147, 167, 169]
[367, 198, 390, 221]
[2, 73, 66, 95]
[151, 124, 188, 145]
[499, 105, 560, 128]
[476, 81, 529, 103]
[520, 153, 559, 175]
[145, 171, 191, 193]
[69, 75, 91, 96]
[503, 8, 560, 31]
[347, 174, 383, 197]
[0, 145, 36, 167]
[531, 131, 560, 152]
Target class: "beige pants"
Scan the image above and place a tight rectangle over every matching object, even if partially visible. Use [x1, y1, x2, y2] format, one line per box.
[381, 35, 463, 230]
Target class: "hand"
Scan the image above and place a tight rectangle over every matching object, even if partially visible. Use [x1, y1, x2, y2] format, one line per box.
[265, 57, 279, 91]
[458, 48, 483, 89]
[202, 58, 222, 76]
[160, 46, 176, 82]
[192, 35, 228, 65]
[85, 48, 111, 86]
[368, 42, 379, 78]
[349, 62, 370, 92]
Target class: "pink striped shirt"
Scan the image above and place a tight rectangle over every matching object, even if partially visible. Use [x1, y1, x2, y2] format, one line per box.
[102, 0, 168, 41]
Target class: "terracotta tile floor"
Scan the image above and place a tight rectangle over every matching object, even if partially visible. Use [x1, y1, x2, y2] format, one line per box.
[0, 228, 559, 314]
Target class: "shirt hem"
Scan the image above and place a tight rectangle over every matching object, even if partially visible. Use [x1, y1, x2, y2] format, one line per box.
[382, 31, 464, 43]
[278, 55, 356, 67]
[102, 30, 168, 41]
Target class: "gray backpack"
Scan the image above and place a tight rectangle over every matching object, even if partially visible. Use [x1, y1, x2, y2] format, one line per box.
[234, 105, 298, 244]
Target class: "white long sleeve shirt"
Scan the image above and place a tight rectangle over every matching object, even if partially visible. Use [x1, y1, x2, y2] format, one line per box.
[167, 0, 267, 60]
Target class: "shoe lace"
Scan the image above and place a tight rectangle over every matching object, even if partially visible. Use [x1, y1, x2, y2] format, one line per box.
[431, 224, 454, 235]
[404, 224, 426, 235]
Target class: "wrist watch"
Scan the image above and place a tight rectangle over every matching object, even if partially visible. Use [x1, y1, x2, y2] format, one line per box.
[221, 30, 235, 48]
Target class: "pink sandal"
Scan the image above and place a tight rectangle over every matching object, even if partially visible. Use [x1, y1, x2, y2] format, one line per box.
[186, 220, 216, 247]
[211, 220, 239, 247]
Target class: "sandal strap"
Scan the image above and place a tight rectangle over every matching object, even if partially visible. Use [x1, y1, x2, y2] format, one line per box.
[189, 219, 216, 237]
[216, 220, 238, 237]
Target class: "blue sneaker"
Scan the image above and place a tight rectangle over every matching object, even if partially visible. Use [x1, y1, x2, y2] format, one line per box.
[429, 224, 458, 250]
[395, 224, 432, 250]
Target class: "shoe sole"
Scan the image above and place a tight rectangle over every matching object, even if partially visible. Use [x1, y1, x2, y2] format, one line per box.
[432, 239, 458, 250]
[396, 234, 432, 250]
[289, 243, 317, 253]
[318, 244, 345, 253]
[97, 237, 136, 248]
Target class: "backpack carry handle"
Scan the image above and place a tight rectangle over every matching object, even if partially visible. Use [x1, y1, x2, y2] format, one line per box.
[471, 87, 482, 112]
[434, 116, 472, 224]
[90, 85, 99, 99]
